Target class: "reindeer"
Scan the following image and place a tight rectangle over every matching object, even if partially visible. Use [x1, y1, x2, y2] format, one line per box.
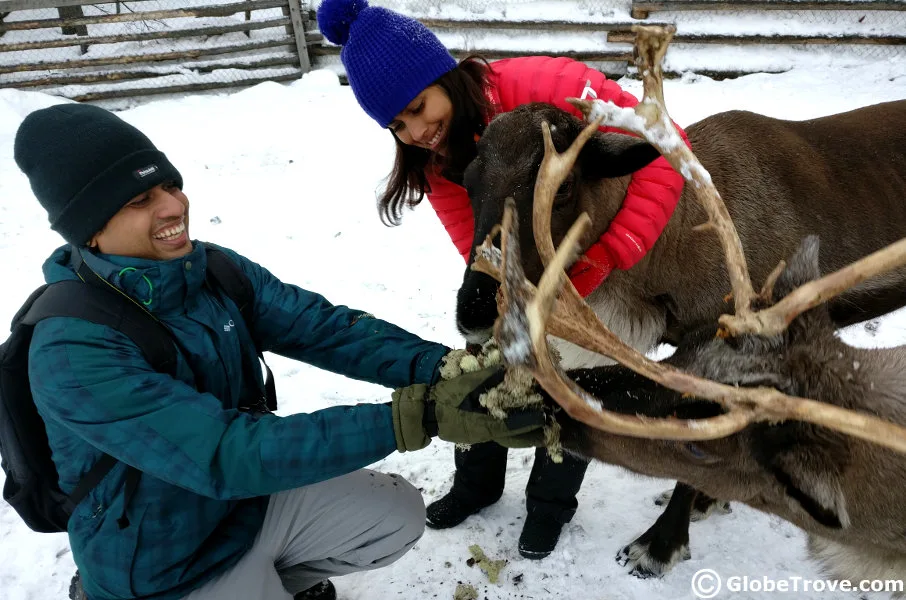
[481, 201, 906, 591]
[480, 192, 906, 587]
[457, 39, 906, 577]
[555, 235, 906, 590]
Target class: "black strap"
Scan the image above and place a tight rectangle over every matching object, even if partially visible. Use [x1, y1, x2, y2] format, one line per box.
[22, 281, 177, 377]
[116, 468, 141, 529]
[66, 454, 117, 513]
[204, 246, 254, 322]
[204, 245, 277, 412]
[63, 456, 139, 531]
[263, 367, 277, 412]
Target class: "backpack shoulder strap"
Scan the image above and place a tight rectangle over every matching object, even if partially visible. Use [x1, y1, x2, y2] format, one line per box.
[203, 244, 255, 326]
[21, 280, 178, 377]
[10, 276, 177, 528]
[201, 244, 277, 411]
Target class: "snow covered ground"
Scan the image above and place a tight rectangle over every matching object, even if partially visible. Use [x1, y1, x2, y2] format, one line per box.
[2, 52, 906, 600]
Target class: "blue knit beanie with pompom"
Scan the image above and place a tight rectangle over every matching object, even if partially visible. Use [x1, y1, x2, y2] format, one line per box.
[317, 0, 457, 128]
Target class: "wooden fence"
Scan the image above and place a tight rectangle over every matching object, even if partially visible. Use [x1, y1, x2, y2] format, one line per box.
[626, 0, 906, 77]
[0, 0, 318, 102]
[2, 0, 905, 102]
[299, 8, 640, 80]
[305, 0, 906, 81]
[631, 0, 906, 20]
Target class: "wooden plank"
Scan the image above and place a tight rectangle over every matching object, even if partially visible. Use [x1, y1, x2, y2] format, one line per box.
[0, 0, 288, 32]
[418, 17, 672, 31]
[5, 56, 300, 88]
[609, 31, 906, 44]
[332, 64, 629, 84]
[0, 17, 292, 52]
[10, 69, 168, 88]
[0, 0, 159, 10]
[0, 38, 294, 74]
[311, 45, 633, 62]
[67, 72, 302, 102]
[281, 5, 294, 36]
[632, 1, 906, 18]
[304, 9, 675, 32]
[57, 6, 86, 36]
[659, 66, 790, 80]
[286, 0, 310, 72]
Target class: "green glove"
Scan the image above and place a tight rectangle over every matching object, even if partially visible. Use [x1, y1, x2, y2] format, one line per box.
[391, 367, 546, 452]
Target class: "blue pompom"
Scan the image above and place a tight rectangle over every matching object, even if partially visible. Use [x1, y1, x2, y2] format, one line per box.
[317, 0, 368, 46]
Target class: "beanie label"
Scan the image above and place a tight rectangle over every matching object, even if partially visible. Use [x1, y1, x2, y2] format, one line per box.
[134, 164, 158, 179]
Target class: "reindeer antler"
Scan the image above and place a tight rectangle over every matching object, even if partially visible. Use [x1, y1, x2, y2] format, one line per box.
[481, 200, 906, 453]
[568, 25, 906, 337]
[570, 25, 760, 330]
[472, 25, 906, 454]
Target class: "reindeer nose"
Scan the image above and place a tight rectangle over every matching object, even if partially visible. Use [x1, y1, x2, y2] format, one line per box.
[455, 272, 500, 340]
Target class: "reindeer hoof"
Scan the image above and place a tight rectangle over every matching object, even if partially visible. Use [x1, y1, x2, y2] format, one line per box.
[616, 539, 688, 578]
[629, 564, 662, 579]
[653, 489, 673, 506]
[615, 544, 631, 567]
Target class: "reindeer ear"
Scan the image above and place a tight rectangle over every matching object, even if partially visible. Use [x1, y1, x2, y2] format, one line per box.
[579, 133, 663, 179]
[772, 235, 834, 338]
[753, 422, 851, 529]
[773, 235, 822, 300]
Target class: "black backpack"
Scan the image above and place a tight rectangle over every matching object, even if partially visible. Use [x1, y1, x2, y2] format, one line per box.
[0, 243, 275, 533]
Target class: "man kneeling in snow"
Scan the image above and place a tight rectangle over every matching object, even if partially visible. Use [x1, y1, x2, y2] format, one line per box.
[11, 104, 542, 600]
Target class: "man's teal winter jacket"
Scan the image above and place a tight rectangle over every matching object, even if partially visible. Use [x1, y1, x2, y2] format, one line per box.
[28, 241, 448, 600]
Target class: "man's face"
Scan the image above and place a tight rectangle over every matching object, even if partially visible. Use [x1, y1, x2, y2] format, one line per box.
[89, 181, 192, 260]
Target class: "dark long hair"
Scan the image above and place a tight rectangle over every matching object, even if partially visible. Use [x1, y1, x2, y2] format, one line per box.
[378, 55, 494, 226]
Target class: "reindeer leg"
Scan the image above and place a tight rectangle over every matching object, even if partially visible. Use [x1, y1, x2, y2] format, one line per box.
[655, 486, 732, 522]
[617, 482, 694, 578]
[690, 491, 732, 522]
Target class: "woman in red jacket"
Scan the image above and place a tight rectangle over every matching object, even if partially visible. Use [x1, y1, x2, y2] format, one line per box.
[317, 0, 687, 560]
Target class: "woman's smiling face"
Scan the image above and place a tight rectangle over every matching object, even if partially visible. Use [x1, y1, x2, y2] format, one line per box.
[387, 85, 453, 155]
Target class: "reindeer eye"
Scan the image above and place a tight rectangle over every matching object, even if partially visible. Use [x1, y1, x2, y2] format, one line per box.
[685, 443, 707, 459]
[681, 442, 720, 464]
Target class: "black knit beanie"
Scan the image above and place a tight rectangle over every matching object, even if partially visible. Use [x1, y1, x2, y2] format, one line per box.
[14, 103, 183, 245]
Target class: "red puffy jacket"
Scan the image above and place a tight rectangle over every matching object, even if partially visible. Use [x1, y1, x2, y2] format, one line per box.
[425, 56, 689, 297]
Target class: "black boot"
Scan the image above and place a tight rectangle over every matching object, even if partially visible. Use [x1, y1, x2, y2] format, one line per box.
[518, 448, 589, 560]
[518, 511, 566, 560]
[426, 490, 497, 529]
[426, 442, 507, 529]
[294, 580, 336, 600]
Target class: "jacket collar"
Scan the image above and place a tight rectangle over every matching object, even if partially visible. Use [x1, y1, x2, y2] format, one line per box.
[44, 242, 208, 316]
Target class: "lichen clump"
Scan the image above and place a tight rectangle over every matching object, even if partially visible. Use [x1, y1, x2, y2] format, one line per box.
[453, 583, 478, 600]
[441, 340, 564, 462]
[468, 544, 507, 584]
[438, 339, 502, 380]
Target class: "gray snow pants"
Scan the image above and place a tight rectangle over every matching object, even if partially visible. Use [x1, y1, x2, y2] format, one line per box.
[182, 469, 426, 600]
